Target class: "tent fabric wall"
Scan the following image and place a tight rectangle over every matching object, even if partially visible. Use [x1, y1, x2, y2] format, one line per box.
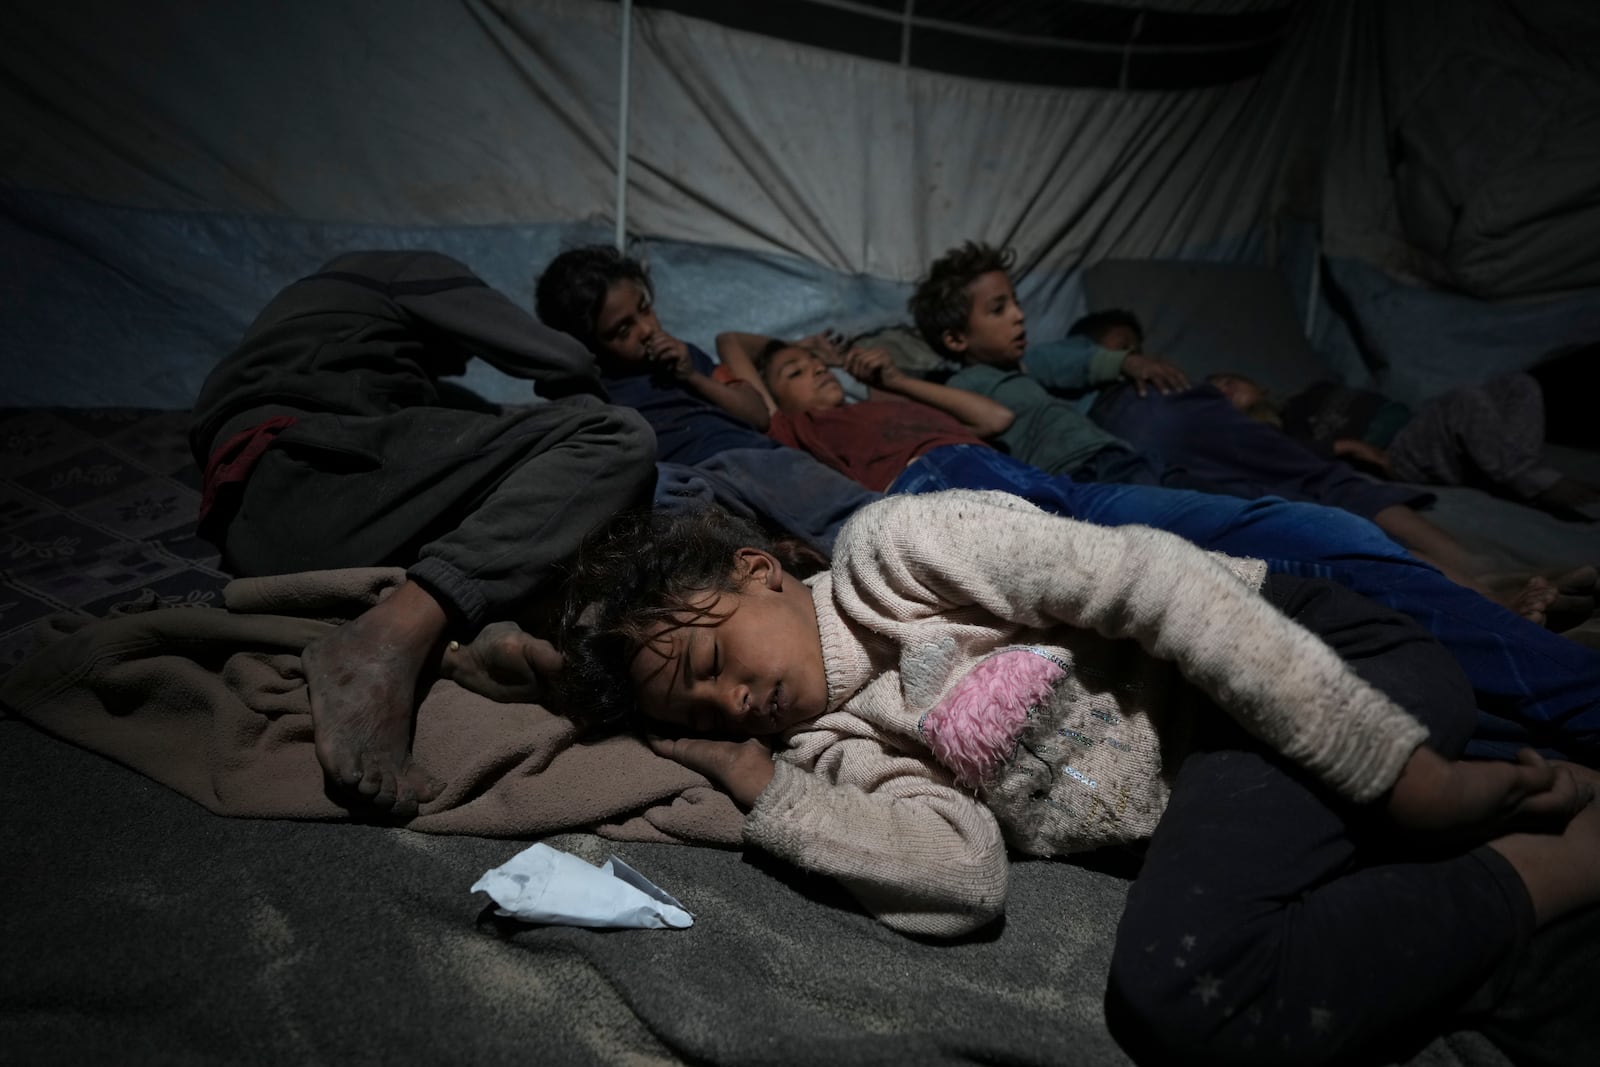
[1321, 0, 1600, 299]
[1, 0, 1597, 411]
[1, 0, 1345, 408]
[2, 0, 1329, 274]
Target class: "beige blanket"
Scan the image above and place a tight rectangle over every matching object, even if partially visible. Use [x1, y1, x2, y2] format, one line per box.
[0, 566, 744, 845]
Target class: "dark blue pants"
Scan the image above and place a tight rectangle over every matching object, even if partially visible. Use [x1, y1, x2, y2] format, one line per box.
[1093, 383, 1430, 520]
[1106, 575, 1532, 1066]
[224, 400, 656, 627]
[889, 444, 1600, 762]
[654, 447, 881, 557]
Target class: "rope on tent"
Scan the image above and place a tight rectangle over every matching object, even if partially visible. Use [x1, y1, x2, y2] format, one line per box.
[1120, 10, 1146, 92]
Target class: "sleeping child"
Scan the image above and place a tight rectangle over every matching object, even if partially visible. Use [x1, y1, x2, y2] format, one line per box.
[916, 242, 1529, 609]
[1204, 369, 1600, 522]
[714, 331, 1600, 763]
[559, 491, 1600, 1067]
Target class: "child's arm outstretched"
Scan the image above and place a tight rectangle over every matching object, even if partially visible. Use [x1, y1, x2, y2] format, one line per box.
[832, 491, 1521, 814]
[842, 347, 1014, 437]
[1386, 744, 1590, 836]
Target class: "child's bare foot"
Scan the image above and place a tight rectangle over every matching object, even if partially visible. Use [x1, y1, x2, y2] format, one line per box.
[1506, 577, 1560, 626]
[440, 621, 564, 705]
[1489, 765, 1600, 926]
[301, 579, 447, 816]
[1386, 747, 1592, 837]
[1484, 565, 1597, 631]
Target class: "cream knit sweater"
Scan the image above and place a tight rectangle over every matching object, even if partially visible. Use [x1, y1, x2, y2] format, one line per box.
[743, 491, 1429, 939]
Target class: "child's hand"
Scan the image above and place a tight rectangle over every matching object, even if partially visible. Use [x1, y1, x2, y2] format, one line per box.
[645, 333, 694, 379]
[798, 329, 847, 366]
[648, 734, 777, 808]
[1332, 438, 1393, 476]
[843, 346, 902, 387]
[1386, 746, 1592, 837]
[1121, 352, 1190, 396]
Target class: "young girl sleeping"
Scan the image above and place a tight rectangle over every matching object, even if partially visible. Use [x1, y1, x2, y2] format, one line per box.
[560, 489, 1600, 1065]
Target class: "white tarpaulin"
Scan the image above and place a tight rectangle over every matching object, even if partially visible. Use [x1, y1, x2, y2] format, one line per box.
[2, 0, 1597, 406]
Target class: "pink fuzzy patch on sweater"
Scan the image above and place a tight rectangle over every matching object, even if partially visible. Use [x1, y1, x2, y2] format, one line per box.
[922, 650, 1066, 788]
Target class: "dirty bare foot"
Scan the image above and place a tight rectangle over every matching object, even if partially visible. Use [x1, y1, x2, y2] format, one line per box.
[1482, 565, 1598, 631]
[1506, 576, 1561, 627]
[301, 579, 447, 816]
[440, 620, 564, 705]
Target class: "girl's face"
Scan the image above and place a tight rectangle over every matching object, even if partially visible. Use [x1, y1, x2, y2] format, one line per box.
[629, 549, 829, 736]
[593, 278, 662, 364]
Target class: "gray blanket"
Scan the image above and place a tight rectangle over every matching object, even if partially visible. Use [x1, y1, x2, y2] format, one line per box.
[0, 721, 1520, 1067]
[0, 566, 743, 845]
[0, 566, 1538, 1066]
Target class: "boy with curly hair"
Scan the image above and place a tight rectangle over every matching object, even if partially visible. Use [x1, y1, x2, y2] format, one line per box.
[911, 241, 1565, 619]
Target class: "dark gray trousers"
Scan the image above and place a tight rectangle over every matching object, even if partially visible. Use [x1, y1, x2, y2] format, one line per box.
[1106, 576, 1534, 1067]
[221, 399, 655, 627]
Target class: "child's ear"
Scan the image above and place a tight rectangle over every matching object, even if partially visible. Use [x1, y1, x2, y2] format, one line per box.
[733, 547, 784, 591]
[941, 328, 969, 355]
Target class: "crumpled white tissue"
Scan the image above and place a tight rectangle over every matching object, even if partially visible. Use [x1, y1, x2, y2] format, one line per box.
[471, 842, 693, 929]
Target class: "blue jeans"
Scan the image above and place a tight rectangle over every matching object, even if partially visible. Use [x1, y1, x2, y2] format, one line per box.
[889, 444, 1600, 761]
[1093, 383, 1429, 520]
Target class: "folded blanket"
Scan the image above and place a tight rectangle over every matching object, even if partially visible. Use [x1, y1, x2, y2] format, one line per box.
[0, 566, 744, 845]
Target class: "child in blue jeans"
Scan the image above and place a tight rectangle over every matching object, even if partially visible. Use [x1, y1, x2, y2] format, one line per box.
[914, 241, 1550, 612]
[720, 336, 1600, 763]
[561, 492, 1600, 1067]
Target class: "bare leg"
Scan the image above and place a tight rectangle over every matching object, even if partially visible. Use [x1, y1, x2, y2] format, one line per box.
[301, 579, 447, 816]
[1371, 505, 1564, 623]
[1482, 564, 1598, 631]
[1373, 505, 1502, 596]
[1489, 764, 1600, 926]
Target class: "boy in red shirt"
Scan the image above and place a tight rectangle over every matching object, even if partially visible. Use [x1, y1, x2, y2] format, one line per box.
[717, 332, 1010, 491]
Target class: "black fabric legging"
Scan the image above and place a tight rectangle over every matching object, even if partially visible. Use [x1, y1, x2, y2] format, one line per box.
[222, 398, 655, 627]
[1105, 575, 1534, 1067]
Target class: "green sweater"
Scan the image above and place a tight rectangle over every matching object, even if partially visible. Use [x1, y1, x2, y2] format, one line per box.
[945, 362, 1129, 476]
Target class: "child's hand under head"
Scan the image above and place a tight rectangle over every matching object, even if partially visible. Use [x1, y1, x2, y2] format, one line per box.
[626, 546, 829, 810]
[795, 329, 848, 367]
[1386, 745, 1594, 837]
[648, 733, 776, 808]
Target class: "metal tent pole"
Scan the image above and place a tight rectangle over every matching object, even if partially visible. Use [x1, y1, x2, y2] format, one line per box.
[615, 0, 634, 250]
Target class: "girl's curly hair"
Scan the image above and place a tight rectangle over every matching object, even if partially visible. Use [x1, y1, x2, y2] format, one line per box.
[557, 506, 824, 735]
